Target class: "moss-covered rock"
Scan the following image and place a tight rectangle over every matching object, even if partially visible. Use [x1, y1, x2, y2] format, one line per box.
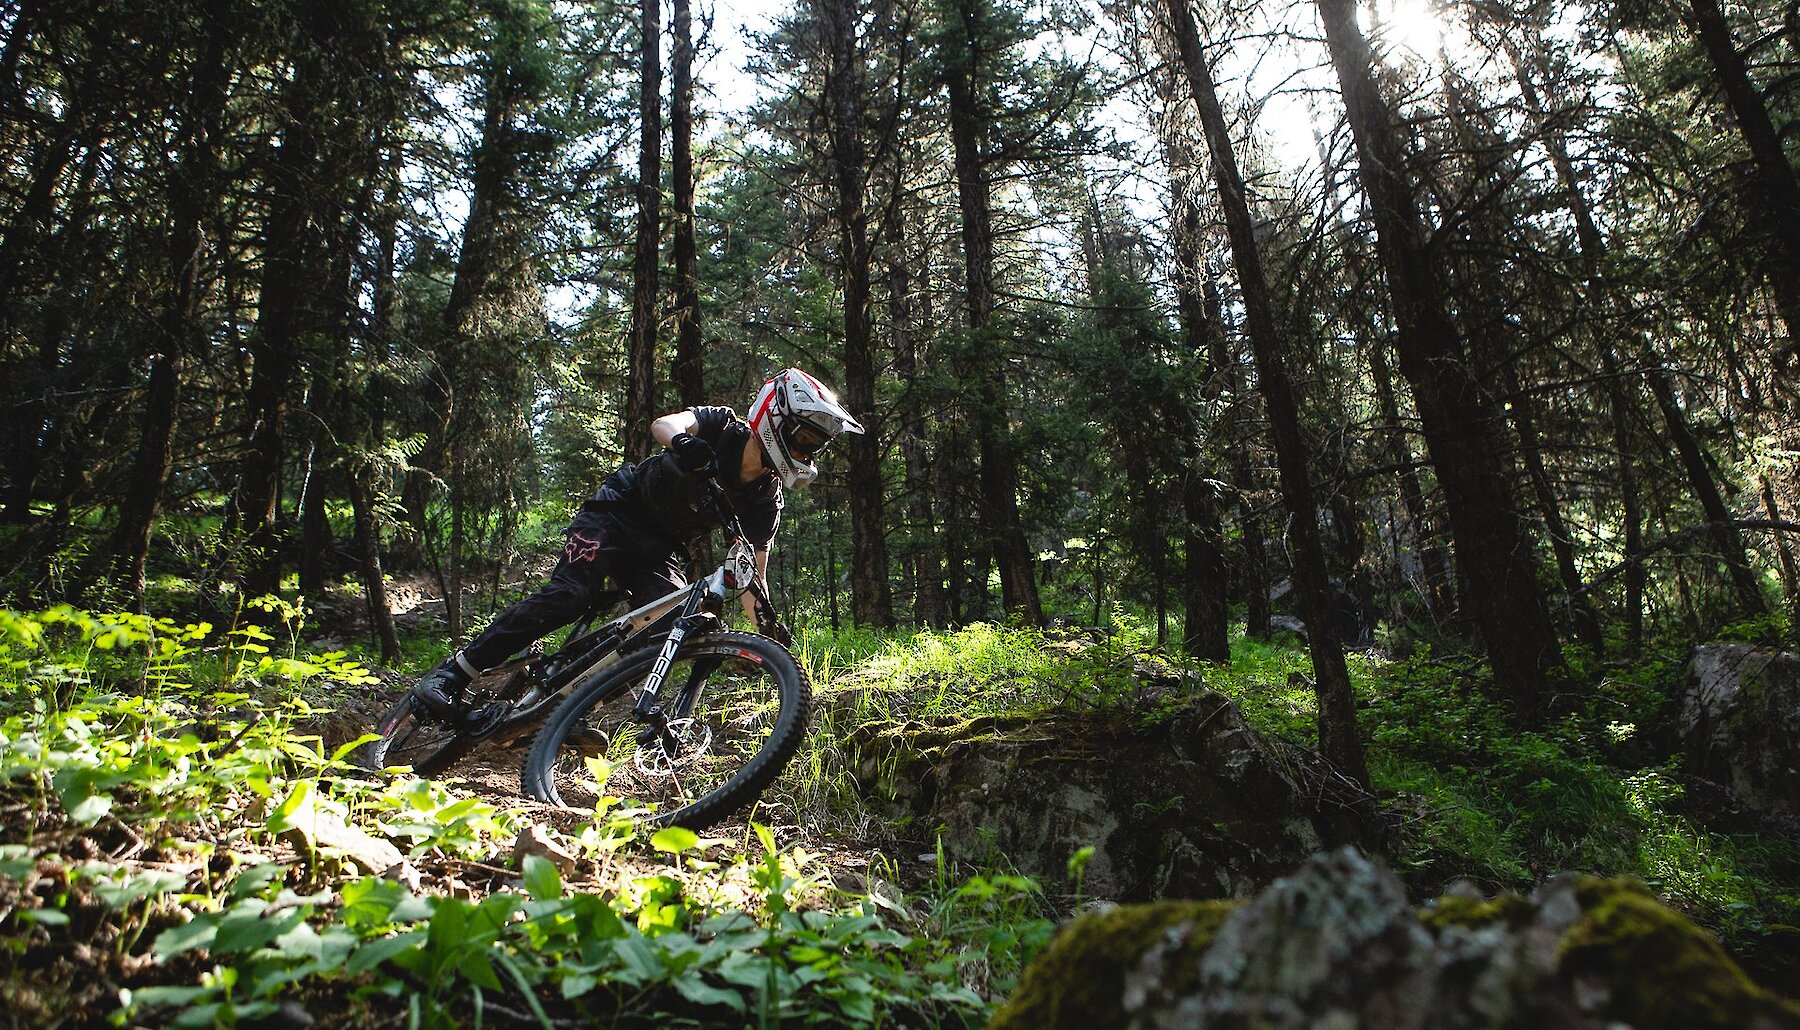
[990, 900, 1237, 1030]
[850, 691, 1374, 901]
[998, 848, 1800, 1029]
[1561, 877, 1800, 1029]
[1681, 643, 1800, 823]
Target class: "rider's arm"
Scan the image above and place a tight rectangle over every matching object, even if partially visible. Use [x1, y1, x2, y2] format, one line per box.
[650, 410, 701, 449]
[739, 547, 770, 625]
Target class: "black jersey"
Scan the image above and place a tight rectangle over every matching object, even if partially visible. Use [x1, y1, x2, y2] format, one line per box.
[569, 406, 783, 551]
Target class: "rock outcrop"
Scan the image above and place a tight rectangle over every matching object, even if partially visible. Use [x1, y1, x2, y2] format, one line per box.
[850, 691, 1373, 901]
[1682, 643, 1800, 823]
[995, 847, 1800, 1029]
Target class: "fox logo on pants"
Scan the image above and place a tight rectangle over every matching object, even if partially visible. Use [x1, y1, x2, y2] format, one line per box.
[564, 531, 603, 565]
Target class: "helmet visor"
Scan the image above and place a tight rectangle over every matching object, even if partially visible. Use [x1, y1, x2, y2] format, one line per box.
[784, 419, 834, 461]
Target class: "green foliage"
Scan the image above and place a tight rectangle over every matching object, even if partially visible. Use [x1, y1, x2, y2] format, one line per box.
[804, 617, 1179, 720]
[8, 598, 1797, 1022]
[0, 605, 1031, 1027]
[1348, 648, 1800, 955]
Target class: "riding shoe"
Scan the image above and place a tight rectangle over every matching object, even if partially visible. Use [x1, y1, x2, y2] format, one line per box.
[410, 651, 479, 720]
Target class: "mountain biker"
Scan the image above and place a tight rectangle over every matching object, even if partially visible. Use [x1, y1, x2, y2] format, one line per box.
[410, 367, 864, 723]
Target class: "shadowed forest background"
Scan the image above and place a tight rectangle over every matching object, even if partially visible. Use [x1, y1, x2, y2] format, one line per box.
[3, 0, 1800, 1024]
[4, 0, 1799, 692]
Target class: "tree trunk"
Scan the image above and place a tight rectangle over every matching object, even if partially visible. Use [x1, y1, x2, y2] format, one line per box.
[1687, 0, 1800, 344]
[1157, 124, 1229, 660]
[1502, 368, 1605, 654]
[1170, 0, 1369, 786]
[893, 250, 946, 626]
[1502, 32, 1647, 648]
[1364, 337, 1454, 626]
[1645, 365, 1768, 615]
[938, 423, 976, 623]
[297, 376, 336, 596]
[349, 469, 401, 665]
[944, 0, 1041, 624]
[624, 0, 663, 460]
[1181, 471, 1230, 660]
[1205, 278, 1272, 638]
[235, 150, 317, 594]
[107, 0, 232, 603]
[233, 8, 356, 598]
[1318, 0, 1563, 711]
[825, 0, 894, 627]
[356, 172, 403, 666]
[670, 0, 703, 407]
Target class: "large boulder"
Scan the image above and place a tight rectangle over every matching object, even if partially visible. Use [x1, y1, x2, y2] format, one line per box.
[1681, 643, 1800, 823]
[994, 847, 1800, 1029]
[849, 690, 1373, 901]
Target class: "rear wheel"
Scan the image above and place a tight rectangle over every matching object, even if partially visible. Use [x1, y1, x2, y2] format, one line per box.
[521, 631, 810, 830]
[356, 665, 535, 776]
[357, 694, 474, 776]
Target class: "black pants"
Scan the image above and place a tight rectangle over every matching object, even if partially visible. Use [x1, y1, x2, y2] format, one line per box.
[458, 520, 685, 670]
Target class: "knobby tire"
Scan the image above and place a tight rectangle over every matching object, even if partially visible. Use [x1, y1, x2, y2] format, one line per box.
[521, 630, 810, 830]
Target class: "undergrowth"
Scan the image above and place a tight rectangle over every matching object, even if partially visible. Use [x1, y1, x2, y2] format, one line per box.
[4, 599, 1795, 1024]
[0, 605, 1046, 1028]
[781, 610, 1799, 978]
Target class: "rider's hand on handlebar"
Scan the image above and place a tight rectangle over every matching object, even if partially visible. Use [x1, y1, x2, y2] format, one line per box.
[671, 432, 717, 475]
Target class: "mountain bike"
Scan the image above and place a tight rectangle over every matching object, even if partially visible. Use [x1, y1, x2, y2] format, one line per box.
[359, 479, 811, 831]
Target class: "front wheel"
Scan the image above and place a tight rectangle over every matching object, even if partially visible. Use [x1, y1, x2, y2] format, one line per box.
[521, 631, 810, 830]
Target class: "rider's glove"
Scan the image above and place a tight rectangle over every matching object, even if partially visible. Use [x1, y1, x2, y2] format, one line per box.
[670, 432, 716, 475]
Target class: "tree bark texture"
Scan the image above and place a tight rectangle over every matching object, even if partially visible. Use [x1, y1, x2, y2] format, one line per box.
[625, 0, 663, 461]
[824, 0, 895, 627]
[234, 8, 349, 596]
[1317, 0, 1563, 710]
[1157, 118, 1229, 661]
[945, 0, 1042, 624]
[1170, 0, 1369, 787]
[671, 0, 704, 407]
[110, 0, 230, 599]
[892, 248, 947, 626]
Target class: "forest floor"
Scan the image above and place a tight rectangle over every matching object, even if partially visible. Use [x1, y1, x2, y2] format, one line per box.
[6, 580, 1799, 1027]
[297, 568, 940, 896]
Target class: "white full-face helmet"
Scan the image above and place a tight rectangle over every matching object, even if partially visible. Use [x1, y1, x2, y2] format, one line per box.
[748, 368, 864, 490]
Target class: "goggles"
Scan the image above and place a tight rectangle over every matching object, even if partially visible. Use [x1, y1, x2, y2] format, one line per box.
[784, 419, 835, 461]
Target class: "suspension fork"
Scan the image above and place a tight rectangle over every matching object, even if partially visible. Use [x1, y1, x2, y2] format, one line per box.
[630, 579, 723, 746]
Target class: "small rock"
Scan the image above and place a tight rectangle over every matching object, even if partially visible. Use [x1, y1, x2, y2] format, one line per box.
[276, 794, 404, 875]
[512, 823, 578, 874]
[383, 859, 423, 892]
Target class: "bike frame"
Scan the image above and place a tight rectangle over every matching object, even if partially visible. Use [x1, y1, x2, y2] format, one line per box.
[468, 479, 771, 746]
